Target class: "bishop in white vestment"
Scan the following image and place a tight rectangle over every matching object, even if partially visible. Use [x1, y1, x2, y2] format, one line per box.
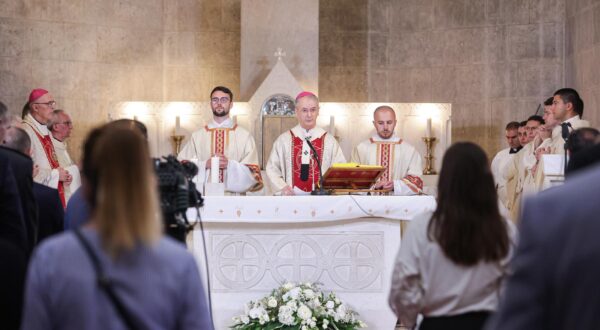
[266, 92, 346, 195]
[178, 86, 261, 194]
[351, 106, 423, 195]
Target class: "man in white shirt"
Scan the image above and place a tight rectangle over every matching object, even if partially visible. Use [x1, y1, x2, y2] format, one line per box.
[178, 86, 261, 194]
[266, 91, 346, 195]
[22, 89, 72, 207]
[491, 121, 521, 208]
[351, 105, 423, 195]
[48, 110, 80, 203]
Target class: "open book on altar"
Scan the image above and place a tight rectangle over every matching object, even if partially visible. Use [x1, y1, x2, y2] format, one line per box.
[321, 163, 387, 193]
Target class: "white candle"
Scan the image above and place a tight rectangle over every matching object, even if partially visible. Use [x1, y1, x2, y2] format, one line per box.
[133, 115, 138, 121]
[329, 115, 335, 136]
[175, 116, 181, 134]
[232, 115, 237, 125]
[210, 156, 219, 183]
[426, 117, 432, 137]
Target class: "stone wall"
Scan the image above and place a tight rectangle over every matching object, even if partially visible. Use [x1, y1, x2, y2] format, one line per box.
[319, 0, 566, 156]
[565, 0, 600, 127]
[0, 0, 240, 161]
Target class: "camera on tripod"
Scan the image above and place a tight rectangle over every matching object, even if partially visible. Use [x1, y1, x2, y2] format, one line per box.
[153, 155, 204, 243]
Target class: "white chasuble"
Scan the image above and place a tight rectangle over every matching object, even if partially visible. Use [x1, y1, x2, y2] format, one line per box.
[178, 119, 260, 194]
[351, 135, 423, 195]
[266, 125, 346, 194]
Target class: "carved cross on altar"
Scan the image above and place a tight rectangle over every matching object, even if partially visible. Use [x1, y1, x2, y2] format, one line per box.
[274, 47, 286, 60]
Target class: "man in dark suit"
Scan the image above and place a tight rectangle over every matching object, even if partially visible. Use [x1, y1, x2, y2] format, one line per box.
[486, 164, 600, 330]
[3, 126, 63, 244]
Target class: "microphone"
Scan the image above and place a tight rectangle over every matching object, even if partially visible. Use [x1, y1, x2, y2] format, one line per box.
[304, 137, 330, 195]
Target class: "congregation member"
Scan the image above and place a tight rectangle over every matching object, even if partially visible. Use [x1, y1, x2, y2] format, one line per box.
[389, 142, 516, 330]
[491, 121, 521, 208]
[48, 110, 80, 203]
[64, 119, 148, 230]
[21, 124, 213, 330]
[485, 163, 600, 330]
[565, 128, 600, 176]
[0, 101, 28, 330]
[351, 105, 423, 195]
[504, 115, 544, 221]
[22, 89, 72, 207]
[3, 126, 64, 243]
[266, 91, 346, 195]
[178, 86, 262, 194]
[0, 103, 37, 254]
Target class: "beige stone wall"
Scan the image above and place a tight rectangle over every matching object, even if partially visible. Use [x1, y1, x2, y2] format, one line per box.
[319, 0, 566, 156]
[565, 0, 600, 128]
[0, 0, 240, 161]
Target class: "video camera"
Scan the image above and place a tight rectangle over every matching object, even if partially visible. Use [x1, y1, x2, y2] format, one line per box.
[153, 155, 203, 243]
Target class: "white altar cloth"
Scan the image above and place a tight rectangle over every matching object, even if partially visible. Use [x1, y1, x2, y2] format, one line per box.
[188, 196, 436, 330]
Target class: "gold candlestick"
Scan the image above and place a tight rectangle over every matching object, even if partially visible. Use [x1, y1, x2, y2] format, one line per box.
[171, 135, 185, 155]
[422, 137, 437, 175]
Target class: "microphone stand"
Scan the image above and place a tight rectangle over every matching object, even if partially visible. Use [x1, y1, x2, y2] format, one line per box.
[305, 138, 331, 195]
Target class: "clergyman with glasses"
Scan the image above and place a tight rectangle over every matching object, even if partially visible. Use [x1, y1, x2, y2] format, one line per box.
[22, 89, 72, 208]
[178, 86, 262, 195]
[48, 109, 80, 203]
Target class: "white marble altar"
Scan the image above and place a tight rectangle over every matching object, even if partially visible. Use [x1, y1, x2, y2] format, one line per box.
[187, 195, 436, 330]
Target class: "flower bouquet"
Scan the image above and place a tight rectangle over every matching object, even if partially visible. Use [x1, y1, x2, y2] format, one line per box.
[231, 282, 367, 330]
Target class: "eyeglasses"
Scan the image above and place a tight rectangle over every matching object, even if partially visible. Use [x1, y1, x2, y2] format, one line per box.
[57, 121, 73, 127]
[211, 97, 230, 104]
[33, 101, 56, 107]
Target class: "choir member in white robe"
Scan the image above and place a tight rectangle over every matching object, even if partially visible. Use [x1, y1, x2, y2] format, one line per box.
[350, 106, 423, 195]
[48, 110, 80, 204]
[266, 92, 346, 195]
[22, 89, 72, 207]
[178, 86, 261, 194]
[491, 121, 521, 208]
[533, 89, 590, 187]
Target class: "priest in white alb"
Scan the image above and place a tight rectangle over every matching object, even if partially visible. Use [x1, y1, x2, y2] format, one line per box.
[351, 105, 423, 195]
[48, 109, 80, 204]
[266, 91, 346, 195]
[22, 89, 72, 207]
[490, 121, 522, 208]
[178, 86, 262, 194]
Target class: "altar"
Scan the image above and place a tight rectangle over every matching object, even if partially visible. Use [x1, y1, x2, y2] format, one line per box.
[187, 195, 436, 330]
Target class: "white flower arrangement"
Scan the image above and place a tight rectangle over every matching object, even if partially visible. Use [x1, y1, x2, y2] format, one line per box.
[231, 282, 367, 330]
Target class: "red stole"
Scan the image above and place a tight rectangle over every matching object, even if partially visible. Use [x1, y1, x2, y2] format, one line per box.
[291, 131, 325, 192]
[371, 138, 402, 182]
[27, 123, 66, 207]
[206, 125, 236, 183]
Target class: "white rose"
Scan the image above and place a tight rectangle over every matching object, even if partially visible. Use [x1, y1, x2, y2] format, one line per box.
[267, 297, 278, 308]
[326, 300, 335, 309]
[297, 305, 312, 320]
[312, 298, 321, 307]
[335, 304, 347, 321]
[278, 306, 295, 325]
[248, 306, 265, 319]
[241, 315, 250, 324]
[303, 289, 315, 299]
[283, 282, 294, 290]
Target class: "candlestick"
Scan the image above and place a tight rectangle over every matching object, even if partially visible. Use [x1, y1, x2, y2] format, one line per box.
[426, 117, 432, 137]
[422, 137, 437, 175]
[170, 135, 185, 155]
[329, 115, 335, 136]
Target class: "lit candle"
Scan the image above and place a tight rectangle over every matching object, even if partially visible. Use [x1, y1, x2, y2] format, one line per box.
[329, 115, 335, 136]
[426, 118, 432, 137]
[175, 116, 181, 134]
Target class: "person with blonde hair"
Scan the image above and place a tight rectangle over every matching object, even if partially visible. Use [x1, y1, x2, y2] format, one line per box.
[21, 124, 213, 329]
